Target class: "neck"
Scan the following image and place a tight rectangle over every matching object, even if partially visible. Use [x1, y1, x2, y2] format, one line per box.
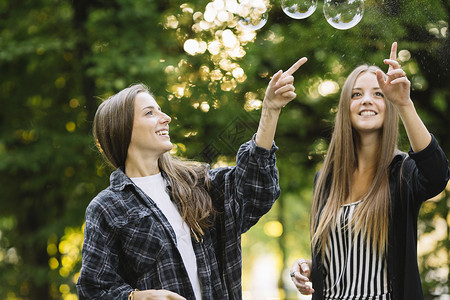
[355, 132, 380, 172]
[125, 153, 161, 177]
[347, 132, 381, 204]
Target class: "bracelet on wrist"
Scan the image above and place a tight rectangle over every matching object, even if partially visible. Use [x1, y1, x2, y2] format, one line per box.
[128, 289, 139, 300]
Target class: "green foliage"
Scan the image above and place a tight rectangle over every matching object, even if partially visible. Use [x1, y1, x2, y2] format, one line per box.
[0, 0, 448, 299]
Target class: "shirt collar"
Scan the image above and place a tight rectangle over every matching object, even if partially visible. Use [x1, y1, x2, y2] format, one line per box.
[110, 166, 172, 191]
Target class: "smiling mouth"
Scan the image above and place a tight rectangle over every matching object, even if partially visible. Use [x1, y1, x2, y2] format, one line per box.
[156, 130, 169, 136]
[359, 110, 377, 116]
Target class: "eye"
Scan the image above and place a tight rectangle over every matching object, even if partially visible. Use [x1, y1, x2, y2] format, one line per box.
[375, 91, 384, 97]
[351, 92, 361, 98]
[145, 110, 153, 116]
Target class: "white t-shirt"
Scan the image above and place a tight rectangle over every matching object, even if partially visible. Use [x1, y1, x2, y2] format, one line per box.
[131, 173, 202, 300]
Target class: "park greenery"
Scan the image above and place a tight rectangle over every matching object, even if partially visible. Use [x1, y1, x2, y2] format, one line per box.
[0, 0, 449, 299]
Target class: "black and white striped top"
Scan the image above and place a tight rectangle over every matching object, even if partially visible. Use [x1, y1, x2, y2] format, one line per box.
[323, 200, 392, 300]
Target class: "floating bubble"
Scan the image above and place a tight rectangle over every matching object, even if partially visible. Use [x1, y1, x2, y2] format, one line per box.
[323, 0, 364, 30]
[236, 0, 268, 31]
[281, 0, 318, 20]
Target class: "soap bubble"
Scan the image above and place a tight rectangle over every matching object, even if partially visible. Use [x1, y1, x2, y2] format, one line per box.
[323, 0, 364, 30]
[281, 0, 318, 19]
[237, 0, 269, 31]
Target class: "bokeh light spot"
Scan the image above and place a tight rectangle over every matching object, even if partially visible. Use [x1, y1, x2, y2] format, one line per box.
[264, 221, 283, 237]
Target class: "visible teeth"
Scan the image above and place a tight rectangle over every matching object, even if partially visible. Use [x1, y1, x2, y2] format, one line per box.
[360, 111, 376, 116]
[156, 130, 169, 136]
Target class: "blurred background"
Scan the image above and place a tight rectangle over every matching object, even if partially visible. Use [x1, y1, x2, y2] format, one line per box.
[0, 0, 449, 299]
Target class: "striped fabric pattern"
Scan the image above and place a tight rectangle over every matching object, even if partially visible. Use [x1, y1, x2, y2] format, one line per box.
[323, 200, 392, 300]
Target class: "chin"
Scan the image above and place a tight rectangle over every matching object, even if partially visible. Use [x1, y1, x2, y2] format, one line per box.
[355, 127, 383, 134]
[164, 142, 174, 152]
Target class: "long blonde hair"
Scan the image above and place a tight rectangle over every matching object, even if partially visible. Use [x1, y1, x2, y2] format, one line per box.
[93, 83, 215, 240]
[310, 65, 399, 258]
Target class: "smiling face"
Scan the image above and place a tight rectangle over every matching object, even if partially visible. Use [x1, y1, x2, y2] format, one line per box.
[349, 71, 386, 135]
[127, 92, 173, 161]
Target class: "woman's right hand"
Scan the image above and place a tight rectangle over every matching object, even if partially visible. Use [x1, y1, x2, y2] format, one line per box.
[132, 289, 187, 300]
[290, 258, 314, 295]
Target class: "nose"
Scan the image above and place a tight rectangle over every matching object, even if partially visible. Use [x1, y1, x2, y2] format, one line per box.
[160, 112, 171, 124]
[361, 95, 373, 105]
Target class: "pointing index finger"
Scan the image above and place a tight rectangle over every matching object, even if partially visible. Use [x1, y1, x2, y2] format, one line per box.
[388, 42, 397, 72]
[390, 42, 398, 61]
[284, 57, 308, 76]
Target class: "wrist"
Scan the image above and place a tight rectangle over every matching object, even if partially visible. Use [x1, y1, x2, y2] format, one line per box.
[262, 96, 283, 112]
[261, 104, 282, 114]
[395, 99, 415, 114]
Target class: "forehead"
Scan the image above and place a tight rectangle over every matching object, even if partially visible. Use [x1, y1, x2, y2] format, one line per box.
[353, 72, 379, 89]
[134, 92, 158, 108]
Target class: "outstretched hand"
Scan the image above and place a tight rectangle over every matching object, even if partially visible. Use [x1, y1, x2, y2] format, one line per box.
[376, 42, 411, 108]
[264, 57, 308, 110]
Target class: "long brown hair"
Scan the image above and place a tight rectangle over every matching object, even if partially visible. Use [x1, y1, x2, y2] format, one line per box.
[93, 83, 215, 240]
[310, 65, 399, 258]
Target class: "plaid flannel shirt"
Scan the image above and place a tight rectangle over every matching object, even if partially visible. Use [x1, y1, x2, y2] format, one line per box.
[76, 137, 280, 299]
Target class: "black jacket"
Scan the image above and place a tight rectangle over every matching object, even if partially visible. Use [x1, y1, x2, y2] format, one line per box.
[310, 135, 450, 300]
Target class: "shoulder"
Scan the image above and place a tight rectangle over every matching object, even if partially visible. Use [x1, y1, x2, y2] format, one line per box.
[85, 189, 115, 221]
[389, 151, 408, 173]
[87, 167, 140, 214]
[85, 186, 135, 225]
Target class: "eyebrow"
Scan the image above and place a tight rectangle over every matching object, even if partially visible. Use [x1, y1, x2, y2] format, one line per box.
[352, 87, 382, 91]
[142, 105, 161, 111]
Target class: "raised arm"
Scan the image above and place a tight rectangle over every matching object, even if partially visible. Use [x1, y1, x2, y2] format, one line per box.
[376, 42, 431, 152]
[255, 57, 308, 149]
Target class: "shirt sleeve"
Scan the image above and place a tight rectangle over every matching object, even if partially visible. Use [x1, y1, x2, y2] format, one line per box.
[208, 134, 280, 234]
[402, 134, 450, 202]
[76, 194, 133, 300]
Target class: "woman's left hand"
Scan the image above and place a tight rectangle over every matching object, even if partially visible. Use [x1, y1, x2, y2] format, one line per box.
[263, 57, 308, 111]
[376, 42, 412, 108]
[255, 57, 308, 149]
